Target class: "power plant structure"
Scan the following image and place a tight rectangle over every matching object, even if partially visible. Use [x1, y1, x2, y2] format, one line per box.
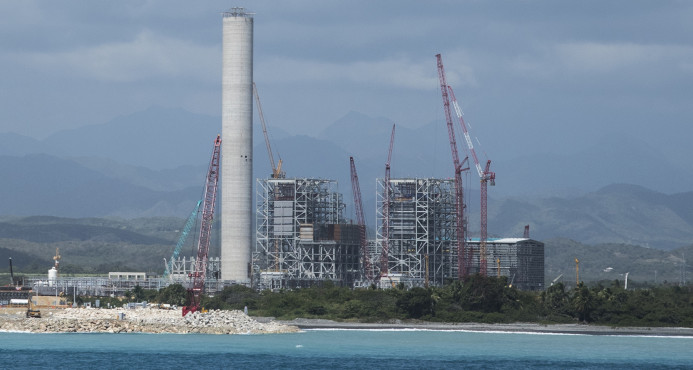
[221, 8, 254, 283]
[253, 178, 361, 290]
[376, 178, 457, 287]
[467, 238, 544, 291]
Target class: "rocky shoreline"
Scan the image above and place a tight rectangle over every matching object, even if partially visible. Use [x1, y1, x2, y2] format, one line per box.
[0, 308, 299, 335]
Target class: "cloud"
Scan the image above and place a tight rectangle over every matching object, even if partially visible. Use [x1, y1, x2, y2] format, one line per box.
[508, 41, 693, 85]
[256, 56, 477, 90]
[5, 30, 219, 83]
[554, 42, 693, 72]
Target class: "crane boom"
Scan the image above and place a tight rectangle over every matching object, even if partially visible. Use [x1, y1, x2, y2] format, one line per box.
[436, 54, 471, 279]
[164, 200, 202, 279]
[381, 124, 395, 277]
[448, 86, 484, 178]
[183, 135, 221, 316]
[350, 157, 372, 282]
[447, 73, 496, 276]
[253, 83, 285, 179]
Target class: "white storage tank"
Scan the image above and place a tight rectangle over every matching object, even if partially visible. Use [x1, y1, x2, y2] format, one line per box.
[48, 267, 57, 287]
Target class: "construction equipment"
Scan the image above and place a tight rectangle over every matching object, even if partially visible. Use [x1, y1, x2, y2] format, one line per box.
[8, 257, 14, 286]
[448, 86, 495, 276]
[164, 200, 203, 279]
[350, 157, 373, 283]
[380, 124, 396, 277]
[26, 295, 41, 318]
[253, 82, 285, 179]
[524, 225, 530, 238]
[53, 248, 61, 275]
[182, 135, 222, 316]
[551, 273, 564, 286]
[436, 53, 471, 279]
[575, 258, 580, 286]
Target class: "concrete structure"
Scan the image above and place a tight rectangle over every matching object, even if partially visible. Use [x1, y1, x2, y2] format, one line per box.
[254, 178, 361, 289]
[468, 238, 545, 291]
[221, 8, 254, 283]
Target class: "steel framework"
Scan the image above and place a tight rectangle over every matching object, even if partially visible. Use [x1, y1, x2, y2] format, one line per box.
[375, 178, 457, 287]
[254, 178, 360, 289]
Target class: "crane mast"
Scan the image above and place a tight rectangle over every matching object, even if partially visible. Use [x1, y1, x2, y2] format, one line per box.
[350, 157, 373, 282]
[253, 83, 285, 179]
[448, 86, 496, 276]
[380, 124, 396, 277]
[436, 54, 471, 279]
[183, 134, 221, 316]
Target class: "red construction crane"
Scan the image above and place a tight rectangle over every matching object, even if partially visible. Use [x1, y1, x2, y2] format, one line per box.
[523, 225, 530, 238]
[350, 157, 373, 282]
[381, 124, 395, 277]
[448, 86, 496, 276]
[182, 134, 222, 316]
[253, 83, 285, 179]
[436, 54, 471, 279]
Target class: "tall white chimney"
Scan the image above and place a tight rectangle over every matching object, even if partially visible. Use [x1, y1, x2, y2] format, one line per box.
[221, 8, 253, 283]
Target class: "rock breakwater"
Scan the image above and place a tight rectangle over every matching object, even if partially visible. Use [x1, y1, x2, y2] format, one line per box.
[0, 308, 299, 334]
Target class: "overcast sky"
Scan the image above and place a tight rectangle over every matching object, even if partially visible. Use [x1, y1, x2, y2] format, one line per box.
[1, 1, 692, 169]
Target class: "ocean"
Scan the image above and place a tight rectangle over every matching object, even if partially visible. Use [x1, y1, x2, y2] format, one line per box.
[1, 329, 691, 369]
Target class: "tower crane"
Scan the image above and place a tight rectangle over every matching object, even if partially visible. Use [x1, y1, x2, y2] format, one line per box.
[182, 134, 222, 316]
[448, 86, 495, 276]
[436, 54, 471, 279]
[164, 200, 202, 280]
[380, 124, 396, 277]
[253, 82, 285, 179]
[350, 157, 373, 283]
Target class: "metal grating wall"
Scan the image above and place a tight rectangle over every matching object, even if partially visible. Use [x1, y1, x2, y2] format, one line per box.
[254, 178, 360, 289]
[375, 178, 457, 287]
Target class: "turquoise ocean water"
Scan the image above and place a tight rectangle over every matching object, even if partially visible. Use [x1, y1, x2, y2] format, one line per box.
[1, 329, 692, 369]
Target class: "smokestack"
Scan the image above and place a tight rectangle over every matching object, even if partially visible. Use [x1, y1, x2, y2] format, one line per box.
[221, 8, 253, 283]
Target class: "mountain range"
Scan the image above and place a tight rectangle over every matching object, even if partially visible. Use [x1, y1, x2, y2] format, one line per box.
[1, 106, 693, 250]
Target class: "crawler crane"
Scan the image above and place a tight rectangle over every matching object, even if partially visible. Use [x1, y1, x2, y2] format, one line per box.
[182, 135, 221, 316]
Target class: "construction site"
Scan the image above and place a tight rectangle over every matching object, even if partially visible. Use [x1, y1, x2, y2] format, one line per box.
[2, 8, 544, 314]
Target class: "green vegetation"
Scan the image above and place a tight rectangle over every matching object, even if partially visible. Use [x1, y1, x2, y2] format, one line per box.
[199, 276, 693, 327]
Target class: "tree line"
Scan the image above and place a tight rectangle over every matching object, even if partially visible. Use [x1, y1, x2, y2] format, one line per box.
[82, 275, 693, 327]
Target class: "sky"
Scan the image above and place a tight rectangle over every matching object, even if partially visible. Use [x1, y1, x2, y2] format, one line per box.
[1, 0, 693, 170]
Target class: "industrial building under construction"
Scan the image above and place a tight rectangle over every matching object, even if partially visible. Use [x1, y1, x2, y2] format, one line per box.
[253, 178, 361, 289]
[12, 9, 544, 302]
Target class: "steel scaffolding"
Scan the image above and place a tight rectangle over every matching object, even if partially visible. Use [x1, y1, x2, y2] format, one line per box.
[254, 178, 360, 289]
[376, 178, 457, 287]
[165, 256, 221, 286]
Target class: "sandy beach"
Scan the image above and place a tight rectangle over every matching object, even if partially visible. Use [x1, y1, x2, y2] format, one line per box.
[275, 318, 693, 337]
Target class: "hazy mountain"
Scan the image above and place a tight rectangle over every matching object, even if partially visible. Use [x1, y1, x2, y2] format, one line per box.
[495, 133, 693, 197]
[544, 238, 692, 285]
[0, 154, 199, 218]
[487, 184, 693, 250]
[2, 106, 693, 249]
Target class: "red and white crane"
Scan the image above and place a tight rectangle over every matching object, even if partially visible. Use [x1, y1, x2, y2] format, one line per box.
[436, 54, 471, 279]
[182, 134, 221, 316]
[447, 86, 496, 276]
[350, 157, 373, 282]
[381, 124, 396, 277]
